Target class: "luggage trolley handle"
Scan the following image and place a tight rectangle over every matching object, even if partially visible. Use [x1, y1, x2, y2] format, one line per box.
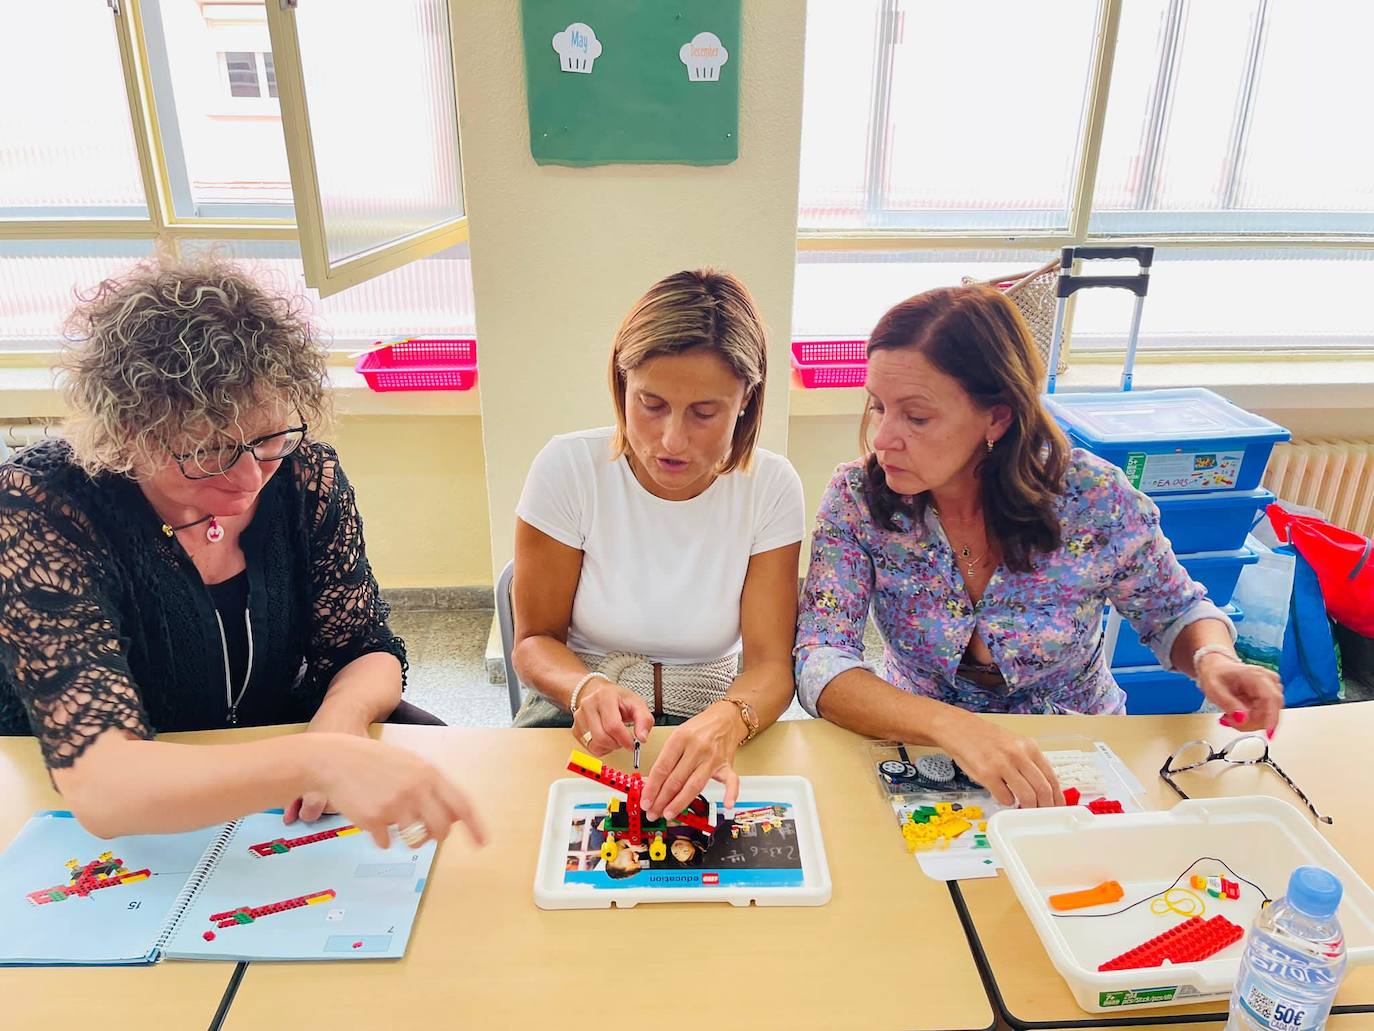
[1045, 245, 1154, 394]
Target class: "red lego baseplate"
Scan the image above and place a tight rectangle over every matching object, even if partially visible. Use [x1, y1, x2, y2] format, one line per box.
[1098, 915, 1245, 972]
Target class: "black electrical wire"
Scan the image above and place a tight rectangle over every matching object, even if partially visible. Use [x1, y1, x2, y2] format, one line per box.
[1051, 855, 1272, 919]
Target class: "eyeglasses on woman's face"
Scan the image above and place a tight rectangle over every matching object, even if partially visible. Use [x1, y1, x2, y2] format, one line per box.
[172, 424, 307, 480]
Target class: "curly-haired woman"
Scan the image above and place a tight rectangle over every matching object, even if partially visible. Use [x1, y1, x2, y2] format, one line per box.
[0, 258, 484, 851]
[795, 286, 1283, 808]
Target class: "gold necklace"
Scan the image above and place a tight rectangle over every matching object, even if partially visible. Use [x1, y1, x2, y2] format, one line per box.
[933, 507, 990, 579]
[954, 543, 987, 579]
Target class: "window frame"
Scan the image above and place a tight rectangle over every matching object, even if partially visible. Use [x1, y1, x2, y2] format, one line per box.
[797, 0, 1374, 361]
[263, 0, 468, 298]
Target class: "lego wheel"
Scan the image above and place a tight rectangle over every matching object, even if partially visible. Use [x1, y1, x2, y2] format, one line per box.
[878, 759, 916, 780]
[599, 839, 619, 862]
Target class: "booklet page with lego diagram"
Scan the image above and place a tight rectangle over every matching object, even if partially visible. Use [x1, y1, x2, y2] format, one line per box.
[0, 810, 436, 966]
[0, 812, 219, 966]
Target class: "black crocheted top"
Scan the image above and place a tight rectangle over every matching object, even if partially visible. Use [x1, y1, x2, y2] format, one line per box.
[0, 438, 406, 769]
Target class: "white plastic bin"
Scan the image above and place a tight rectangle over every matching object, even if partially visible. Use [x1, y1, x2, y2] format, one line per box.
[988, 797, 1374, 1014]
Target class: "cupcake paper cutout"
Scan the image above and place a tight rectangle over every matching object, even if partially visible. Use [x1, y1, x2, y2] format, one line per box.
[552, 22, 602, 74]
[679, 31, 728, 81]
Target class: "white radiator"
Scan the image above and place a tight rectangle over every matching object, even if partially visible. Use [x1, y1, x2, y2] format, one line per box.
[0, 421, 60, 450]
[1264, 440, 1374, 538]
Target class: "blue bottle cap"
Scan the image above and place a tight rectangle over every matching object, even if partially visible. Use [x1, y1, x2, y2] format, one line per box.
[1287, 866, 1343, 918]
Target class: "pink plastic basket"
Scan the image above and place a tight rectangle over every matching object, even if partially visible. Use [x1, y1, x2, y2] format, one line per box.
[790, 339, 867, 388]
[355, 337, 478, 392]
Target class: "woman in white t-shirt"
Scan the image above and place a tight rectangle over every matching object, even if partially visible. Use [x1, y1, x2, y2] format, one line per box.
[512, 269, 804, 824]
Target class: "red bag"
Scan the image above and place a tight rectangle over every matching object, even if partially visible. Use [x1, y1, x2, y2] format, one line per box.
[1268, 504, 1374, 635]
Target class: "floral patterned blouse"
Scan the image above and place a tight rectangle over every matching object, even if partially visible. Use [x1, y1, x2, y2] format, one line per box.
[794, 450, 1232, 716]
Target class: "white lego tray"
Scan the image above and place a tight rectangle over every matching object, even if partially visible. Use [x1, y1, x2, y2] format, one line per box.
[988, 796, 1374, 1013]
[533, 775, 830, 910]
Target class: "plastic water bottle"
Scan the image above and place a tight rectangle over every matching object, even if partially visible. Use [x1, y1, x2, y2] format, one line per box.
[1226, 866, 1347, 1031]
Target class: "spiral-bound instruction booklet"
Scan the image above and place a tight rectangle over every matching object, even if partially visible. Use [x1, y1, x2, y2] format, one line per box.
[0, 810, 435, 966]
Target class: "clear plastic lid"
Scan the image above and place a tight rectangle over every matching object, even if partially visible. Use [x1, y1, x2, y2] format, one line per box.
[1045, 388, 1289, 445]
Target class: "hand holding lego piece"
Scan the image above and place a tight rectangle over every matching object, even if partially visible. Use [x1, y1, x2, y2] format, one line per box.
[571, 676, 654, 757]
[641, 702, 743, 821]
[933, 711, 1065, 808]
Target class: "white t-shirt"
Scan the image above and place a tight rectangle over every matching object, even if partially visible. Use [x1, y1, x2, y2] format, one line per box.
[516, 427, 805, 664]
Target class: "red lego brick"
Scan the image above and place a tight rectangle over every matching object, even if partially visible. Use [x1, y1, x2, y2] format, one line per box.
[1086, 798, 1124, 815]
[1063, 787, 1081, 807]
[1098, 916, 1244, 971]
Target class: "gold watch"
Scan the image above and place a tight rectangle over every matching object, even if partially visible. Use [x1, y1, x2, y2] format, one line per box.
[723, 697, 759, 746]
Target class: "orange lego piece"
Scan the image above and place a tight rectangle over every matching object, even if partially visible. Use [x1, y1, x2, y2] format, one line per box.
[1049, 879, 1125, 912]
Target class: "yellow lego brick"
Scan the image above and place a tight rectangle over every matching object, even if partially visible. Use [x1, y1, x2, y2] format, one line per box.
[120, 872, 149, 884]
[336, 826, 360, 837]
[569, 750, 603, 774]
[935, 802, 954, 815]
[902, 823, 938, 853]
[306, 892, 333, 905]
[608, 798, 621, 813]
[962, 806, 984, 821]
[940, 818, 973, 839]
[978, 821, 988, 832]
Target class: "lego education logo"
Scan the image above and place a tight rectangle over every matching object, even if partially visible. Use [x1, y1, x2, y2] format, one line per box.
[1099, 987, 1179, 1008]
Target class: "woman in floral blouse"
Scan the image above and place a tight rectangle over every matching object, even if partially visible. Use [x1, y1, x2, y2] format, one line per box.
[794, 286, 1283, 808]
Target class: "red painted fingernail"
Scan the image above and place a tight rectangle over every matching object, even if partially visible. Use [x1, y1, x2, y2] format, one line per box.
[1230, 710, 1247, 723]
[1266, 728, 1275, 740]
[1218, 716, 1232, 728]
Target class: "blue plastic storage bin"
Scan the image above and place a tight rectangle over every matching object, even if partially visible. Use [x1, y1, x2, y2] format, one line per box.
[1178, 546, 1259, 608]
[1116, 664, 1204, 715]
[1044, 388, 1289, 495]
[1108, 603, 1245, 669]
[1155, 488, 1273, 555]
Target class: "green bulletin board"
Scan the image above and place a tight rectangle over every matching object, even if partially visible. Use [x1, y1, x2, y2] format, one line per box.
[520, 0, 741, 166]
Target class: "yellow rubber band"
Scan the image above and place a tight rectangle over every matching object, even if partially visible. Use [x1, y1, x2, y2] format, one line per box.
[1150, 887, 1206, 918]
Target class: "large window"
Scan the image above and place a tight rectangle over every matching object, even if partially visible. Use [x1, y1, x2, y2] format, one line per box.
[0, 0, 470, 334]
[798, 0, 1374, 353]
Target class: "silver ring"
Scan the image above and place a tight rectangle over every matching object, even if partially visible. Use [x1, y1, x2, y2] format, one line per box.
[398, 821, 429, 848]
[581, 730, 593, 746]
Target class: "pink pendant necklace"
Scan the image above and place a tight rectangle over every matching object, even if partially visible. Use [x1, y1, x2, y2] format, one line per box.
[161, 513, 223, 543]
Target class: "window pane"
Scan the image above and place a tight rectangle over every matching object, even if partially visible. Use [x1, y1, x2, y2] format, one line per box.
[0, 241, 157, 352]
[0, 3, 146, 217]
[263, 51, 278, 98]
[142, 0, 294, 218]
[794, 249, 1057, 338]
[224, 50, 262, 97]
[1090, 0, 1374, 234]
[881, 0, 1097, 231]
[176, 240, 477, 347]
[1237, 1, 1374, 215]
[292, 0, 464, 265]
[797, 0, 883, 227]
[1071, 249, 1374, 351]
